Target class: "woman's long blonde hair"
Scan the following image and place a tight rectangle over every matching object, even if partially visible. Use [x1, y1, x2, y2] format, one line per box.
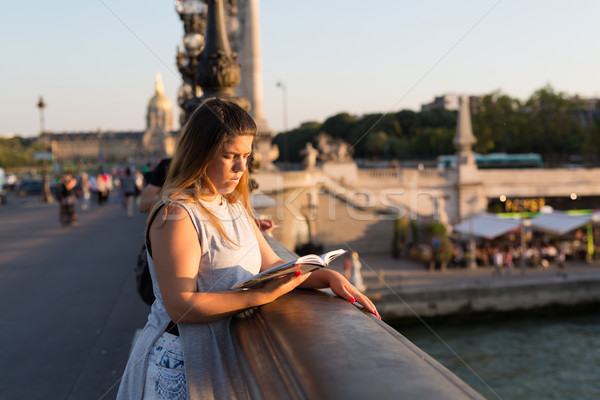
[147, 97, 257, 244]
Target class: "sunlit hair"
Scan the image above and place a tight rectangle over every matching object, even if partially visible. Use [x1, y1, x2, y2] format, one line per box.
[147, 97, 257, 245]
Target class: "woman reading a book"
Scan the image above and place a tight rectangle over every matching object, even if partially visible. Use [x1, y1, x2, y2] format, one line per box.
[117, 98, 379, 400]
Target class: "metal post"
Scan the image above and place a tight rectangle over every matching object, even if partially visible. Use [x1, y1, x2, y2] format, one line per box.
[276, 81, 288, 168]
[37, 96, 53, 204]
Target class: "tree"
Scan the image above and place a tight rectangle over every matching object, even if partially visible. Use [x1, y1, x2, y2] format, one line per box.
[471, 91, 524, 154]
[0, 136, 46, 168]
[425, 222, 453, 271]
[524, 85, 584, 165]
[366, 131, 388, 157]
[272, 121, 321, 163]
[395, 110, 418, 138]
[320, 113, 357, 139]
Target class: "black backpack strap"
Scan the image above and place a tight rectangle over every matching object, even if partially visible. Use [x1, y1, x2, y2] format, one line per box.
[145, 203, 166, 258]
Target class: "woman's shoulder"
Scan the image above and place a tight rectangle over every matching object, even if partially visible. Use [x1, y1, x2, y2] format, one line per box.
[149, 201, 193, 228]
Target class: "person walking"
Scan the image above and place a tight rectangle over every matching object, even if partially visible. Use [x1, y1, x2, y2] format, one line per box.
[505, 247, 514, 276]
[557, 246, 567, 277]
[96, 172, 107, 207]
[117, 98, 379, 400]
[120, 167, 139, 218]
[492, 248, 504, 276]
[79, 172, 92, 211]
[56, 172, 78, 227]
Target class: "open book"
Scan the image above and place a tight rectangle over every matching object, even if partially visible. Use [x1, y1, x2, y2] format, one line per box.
[230, 249, 347, 290]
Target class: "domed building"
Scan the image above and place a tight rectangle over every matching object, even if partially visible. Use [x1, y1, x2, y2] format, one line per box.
[45, 74, 178, 165]
[142, 73, 177, 158]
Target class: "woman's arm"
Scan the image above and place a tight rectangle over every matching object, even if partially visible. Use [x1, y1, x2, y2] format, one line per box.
[249, 219, 380, 319]
[151, 204, 310, 323]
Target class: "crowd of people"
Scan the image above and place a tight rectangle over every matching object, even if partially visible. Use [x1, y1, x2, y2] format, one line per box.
[52, 167, 148, 227]
[448, 240, 570, 275]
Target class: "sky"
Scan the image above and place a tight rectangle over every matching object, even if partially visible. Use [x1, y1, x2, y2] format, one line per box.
[1, 0, 599, 137]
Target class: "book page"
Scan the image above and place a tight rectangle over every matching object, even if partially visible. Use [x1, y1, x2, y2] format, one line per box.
[230, 249, 347, 290]
[320, 249, 347, 264]
[296, 254, 325, 265]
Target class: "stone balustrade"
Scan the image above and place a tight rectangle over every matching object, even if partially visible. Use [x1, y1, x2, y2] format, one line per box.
[228, 236, 485, 399]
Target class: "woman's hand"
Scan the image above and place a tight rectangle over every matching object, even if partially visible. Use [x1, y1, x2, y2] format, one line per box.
[303, 269, 381, 319]
[256, 271, 312, 304]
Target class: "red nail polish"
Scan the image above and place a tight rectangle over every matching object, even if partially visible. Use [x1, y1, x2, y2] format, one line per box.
[349, 296, 355, 304]
[294, 270, 301, 277]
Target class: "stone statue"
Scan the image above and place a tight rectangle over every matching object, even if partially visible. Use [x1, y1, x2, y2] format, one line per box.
[349, 252, 366, 292]
[300, 142, 318, 169]
[315, 133, 353, 163]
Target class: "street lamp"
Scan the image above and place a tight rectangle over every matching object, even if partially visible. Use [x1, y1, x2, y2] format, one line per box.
[37, 96, 53, 204]
[182, 0, 249, 118]
[276, 81, 288, 166]
[175, 0, 207, 125]
[37, 96, 46, 138]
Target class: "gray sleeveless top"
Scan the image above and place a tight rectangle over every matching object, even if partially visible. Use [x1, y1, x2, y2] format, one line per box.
[117, 199, 261, 400]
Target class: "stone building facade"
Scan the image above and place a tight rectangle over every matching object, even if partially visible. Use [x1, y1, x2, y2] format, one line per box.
[45, 74, 177, 165]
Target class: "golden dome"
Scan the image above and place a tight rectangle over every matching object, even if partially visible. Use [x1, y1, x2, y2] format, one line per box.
[148, 72, 173, 111]
[146, 72, 174, 131]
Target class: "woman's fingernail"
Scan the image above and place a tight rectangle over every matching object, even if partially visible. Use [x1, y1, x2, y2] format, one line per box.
[294, 270, 301, 277]
[349, 296, 355, 304]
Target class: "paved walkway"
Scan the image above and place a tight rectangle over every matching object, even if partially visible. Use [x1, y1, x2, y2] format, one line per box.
[327, 251, 600, 294]
[0, 193, 149, 400]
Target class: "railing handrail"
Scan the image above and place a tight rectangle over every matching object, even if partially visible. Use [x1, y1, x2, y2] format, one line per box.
[229, 236, 484, 399]
[231, 290, 484, 399]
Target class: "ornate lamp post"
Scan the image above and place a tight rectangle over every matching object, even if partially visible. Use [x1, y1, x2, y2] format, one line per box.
[37, 96, 53, 204]
[182, 0, 249, 122]
[37, 96, 46, 142]
[175, 0, 207, 126]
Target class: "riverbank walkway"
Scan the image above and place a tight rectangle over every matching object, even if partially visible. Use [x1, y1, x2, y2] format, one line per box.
[355, 253, 600, 293]
[1, 194, 599, 398]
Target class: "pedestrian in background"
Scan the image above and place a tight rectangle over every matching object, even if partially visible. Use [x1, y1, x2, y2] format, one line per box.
[96, 172, 107, 207]
[56, 172, 78, 227]
[120, 167, 139, 218]
[79, 172, 92, 211]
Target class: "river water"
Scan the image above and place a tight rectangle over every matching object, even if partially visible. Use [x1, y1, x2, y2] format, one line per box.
[398, 312, 600, 400]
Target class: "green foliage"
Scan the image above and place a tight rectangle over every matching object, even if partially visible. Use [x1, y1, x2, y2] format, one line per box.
[0, 137, 46, 168]
[425, 221, 447, 237]
[392, 217, 410, 258]
[425, 221, 453, 264]
[522, 85, 585, 164]
[366, 131, 388, 156]
[271, 85, 598, 165]
[272, 121, 321, 163]
[471, 85, 596, 165]
[320, 113, 358, 139]
[431, 236, 454, 264]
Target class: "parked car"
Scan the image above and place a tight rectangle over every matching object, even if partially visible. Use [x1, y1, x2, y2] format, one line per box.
[16, 179, 43, 197]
